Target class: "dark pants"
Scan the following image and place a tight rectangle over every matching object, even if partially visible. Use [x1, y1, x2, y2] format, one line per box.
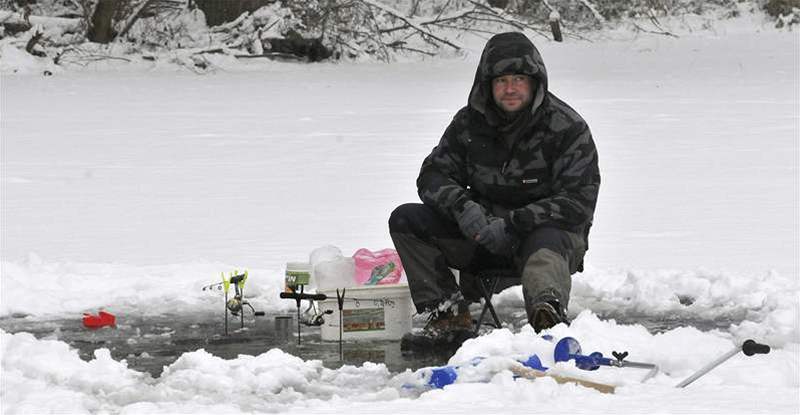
[388, 203, 586, 322]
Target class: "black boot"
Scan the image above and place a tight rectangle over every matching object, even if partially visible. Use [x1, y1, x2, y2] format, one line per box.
[400, 304, 475, 352]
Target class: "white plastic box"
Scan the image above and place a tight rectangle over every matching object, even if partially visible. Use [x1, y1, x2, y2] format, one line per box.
[318, 284, 413, 341]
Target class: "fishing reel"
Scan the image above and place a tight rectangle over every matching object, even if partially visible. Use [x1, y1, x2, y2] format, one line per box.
[301, 300, 333, 326]
[226, 273, 264, 317]
[203, 270, 264, 335]
[279, 284, 333, 344]
[226, 296, 260, 317]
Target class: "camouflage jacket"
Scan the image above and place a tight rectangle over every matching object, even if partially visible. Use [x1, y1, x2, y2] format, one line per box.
[417, 32, 600, 239]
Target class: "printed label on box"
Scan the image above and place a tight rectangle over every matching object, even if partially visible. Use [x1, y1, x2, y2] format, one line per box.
[285, 271, 311, 285]
[343, 308, 385, 332]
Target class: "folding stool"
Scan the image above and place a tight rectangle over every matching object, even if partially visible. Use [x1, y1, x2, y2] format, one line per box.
[472, 268, 519, 334]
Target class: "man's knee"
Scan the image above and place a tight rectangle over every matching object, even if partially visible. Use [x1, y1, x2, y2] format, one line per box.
[523, 248, 570, 281]
[517, 227, 585, 275]
[389, 203, 423, 234]
[389, 203, 459, 239]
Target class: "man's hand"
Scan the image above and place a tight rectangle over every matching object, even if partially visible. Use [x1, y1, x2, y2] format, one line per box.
[476, 217, 515, 254]
[455, 200, 488, 240]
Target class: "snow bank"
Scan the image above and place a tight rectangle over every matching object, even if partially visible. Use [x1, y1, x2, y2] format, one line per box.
[0, 254, 292, 318]
[2, 311, 798, 413]
[513, 266, 798, 346]
[0, 42, 59, 75]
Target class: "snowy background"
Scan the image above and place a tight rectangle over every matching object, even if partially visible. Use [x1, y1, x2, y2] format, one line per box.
[1, 10, 799, 415]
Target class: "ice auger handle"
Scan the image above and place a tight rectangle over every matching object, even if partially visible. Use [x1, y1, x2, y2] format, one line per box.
[742, 339, 770, 356]
[676, 339, 772, 388]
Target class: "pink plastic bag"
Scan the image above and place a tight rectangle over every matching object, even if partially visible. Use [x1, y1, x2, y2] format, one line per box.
[353, 248, 405, 286]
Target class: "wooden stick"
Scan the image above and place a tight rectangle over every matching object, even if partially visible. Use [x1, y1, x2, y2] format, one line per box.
[509, 366, 616, 394]
[25, 27, 45, 57]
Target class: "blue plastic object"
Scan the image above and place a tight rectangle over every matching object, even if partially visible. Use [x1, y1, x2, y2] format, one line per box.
[573, 352, 612, 370]
[428, 366, 459, 388]
[426, 354, 550, 389]
[521, 354, 548, 371]
[555, 337, 616, 371]
[554, 337, 582, 363]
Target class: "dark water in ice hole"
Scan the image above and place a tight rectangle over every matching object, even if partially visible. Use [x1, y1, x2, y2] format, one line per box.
[0, 306, 741, 378]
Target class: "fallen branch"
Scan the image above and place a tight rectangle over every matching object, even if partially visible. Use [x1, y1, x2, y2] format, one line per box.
[188, 47, 227, 55]
[631, 21, 679, 38]
[0, 11, 82, 34]
[386, 42, 437, 56]
[647, 9, 667, 31]
[234, 52, 305, 61]
[210, 11, 250, 33]
[25, 27, 46, 57]
[54, 47, 133, 66]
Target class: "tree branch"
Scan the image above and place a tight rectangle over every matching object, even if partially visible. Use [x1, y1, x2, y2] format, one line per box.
[358, 0, 463, 51]
[467, 1, 549, 38]
[380, 7, 478, 33]
[576, 0, 606, 23]
[117, 0, 155, 40]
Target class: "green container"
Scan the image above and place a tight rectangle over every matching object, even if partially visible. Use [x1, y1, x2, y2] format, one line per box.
[285, 262, 312, 291]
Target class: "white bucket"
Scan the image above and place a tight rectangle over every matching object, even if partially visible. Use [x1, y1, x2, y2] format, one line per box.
[318, 284, 413, 341]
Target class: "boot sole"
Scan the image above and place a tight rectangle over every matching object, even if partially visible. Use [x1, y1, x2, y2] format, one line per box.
[531, 302, 563, 333]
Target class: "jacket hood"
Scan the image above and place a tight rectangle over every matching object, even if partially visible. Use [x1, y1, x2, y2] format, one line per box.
[468, 32, 549, 126]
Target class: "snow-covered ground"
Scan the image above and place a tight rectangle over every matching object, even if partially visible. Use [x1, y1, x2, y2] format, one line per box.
[1, 15, 799, 414]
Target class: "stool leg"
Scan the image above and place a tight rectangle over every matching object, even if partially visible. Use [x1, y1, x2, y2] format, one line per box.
[475, 277, 502, 334]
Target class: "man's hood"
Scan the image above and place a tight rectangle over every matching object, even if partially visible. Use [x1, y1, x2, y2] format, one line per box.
[468, 32, 548, 126]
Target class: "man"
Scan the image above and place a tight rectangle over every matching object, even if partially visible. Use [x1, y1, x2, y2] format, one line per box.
[389, 32, 600, 347]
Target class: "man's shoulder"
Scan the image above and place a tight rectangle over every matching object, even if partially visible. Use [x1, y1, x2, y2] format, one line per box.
[452, 106, 478, 124]
[447, 106, 486, 133]
[544, 93, 587, 133]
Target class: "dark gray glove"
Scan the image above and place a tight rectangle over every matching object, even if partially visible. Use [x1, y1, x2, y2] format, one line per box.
[454, 200, 488, 240]
[476, 217, 515, 254]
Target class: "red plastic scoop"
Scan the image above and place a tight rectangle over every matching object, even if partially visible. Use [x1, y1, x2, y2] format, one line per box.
[82, 311, 116, 329]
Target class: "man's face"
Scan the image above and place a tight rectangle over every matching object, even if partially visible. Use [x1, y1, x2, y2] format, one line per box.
[491, 74, 533, 113]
